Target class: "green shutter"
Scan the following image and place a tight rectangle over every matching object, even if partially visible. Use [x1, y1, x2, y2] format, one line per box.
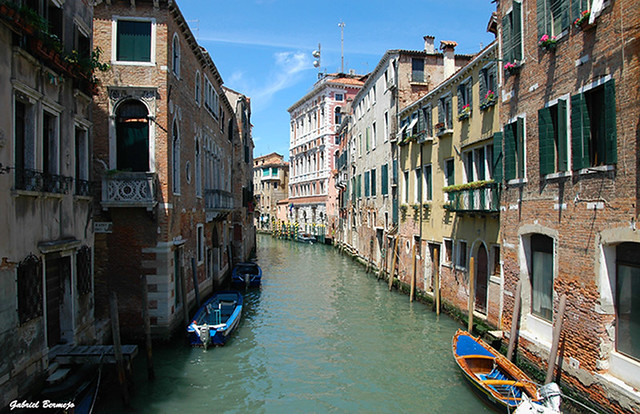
[571, 93, 589, 170]
[604, 79, 617, 165]
[572, 0, 588, 21]
[560, 0, 570, 31]
[537, 0, 551, 38]
[371, 168, 377, 196]
[351, 177, 356, 202]
[538, 107, 554, 176]
[117, 21, 151, 62]
[426, 166, 433, 200]
[512, 1, 523, 61]
[364, 171, 370, 197]
[516, 117, 525, 178]
[479, 69, 487, 100]
[381, 164, 388, 195]
[468, 80, 473, 110]
[457, 85, 463, 114]
[493, 132, 503, 183]
[557, 99, 568, 171]
[438, 98, 445, 124]
[357, 174, 362, 198]
[502, 13, 512, 64]
[504, 123, 516, 180]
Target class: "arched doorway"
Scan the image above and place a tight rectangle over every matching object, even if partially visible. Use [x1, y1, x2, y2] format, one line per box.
[116, 100, 149, 172]
[475, 244, 489, 314]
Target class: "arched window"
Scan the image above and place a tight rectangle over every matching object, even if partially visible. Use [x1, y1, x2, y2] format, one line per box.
[172, 33, 180, 77]
[116, 100, 149, 172]
[172, 120, 180, 194]
[334, 106, 342, 125]
[195, 71, 201, 104]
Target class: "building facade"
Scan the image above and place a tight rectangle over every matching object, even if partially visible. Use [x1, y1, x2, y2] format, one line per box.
[496, 0, 640, 412]
[92, 0, 249, 339]
[287, 73, 364, 240]
[0, 0, 96, 406]
[253, 152, 289, 230]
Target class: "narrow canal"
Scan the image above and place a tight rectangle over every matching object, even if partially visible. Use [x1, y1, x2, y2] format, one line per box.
[97, 234, 493, 413]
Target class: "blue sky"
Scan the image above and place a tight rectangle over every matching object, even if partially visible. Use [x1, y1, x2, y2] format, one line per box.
[177, 0, 498, 159]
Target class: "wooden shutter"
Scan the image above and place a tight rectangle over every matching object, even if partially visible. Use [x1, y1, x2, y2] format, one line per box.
[571, 0, 588, 21]
[364, 171, 370, 197]
[381, 164, 388, 195]
[560, 0, 570, 31]
[371, 168, 377, 197]
[502, 12, 512, 63]
[468, 80, 473, 110]
[426, 166, 432, 200]
[493, 132, 503, 183]
[512, 1, 523, 61]
[571, 93, 589, 170]
[504, 123, 516, 180]
[604, 79, 617, 165]
[438, 98, 445, 124]
[557, 99, 568, 171]
[537, 0, 551, 38]
[516, 117, 525, 178]
[457, 85, 463, 115]
[479, 69, 487, 100]
[538, 107, 554, 176]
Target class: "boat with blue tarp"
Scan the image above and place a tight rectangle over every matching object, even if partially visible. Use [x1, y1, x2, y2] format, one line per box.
[187, 291, 243, 348]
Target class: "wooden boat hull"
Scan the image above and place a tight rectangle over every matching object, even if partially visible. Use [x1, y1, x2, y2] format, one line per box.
[187, 291, 243, 347]
[231, 262, 262, 287]
[41, 364, 99, 414]
[452, 329, 541, 412]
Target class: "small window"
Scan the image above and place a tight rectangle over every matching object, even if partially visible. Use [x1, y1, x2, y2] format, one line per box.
[76, 246, 92, 295]
[539, 99, 569, 175]
[116, 20, 152, 62]
[334, 106, 342, 125]
[172, 34, 180, 77]
[195, 71, 201, 104]
[335, 93, 344, 101]
[412, 58, 424, 83]
[423, 164, 432, 201]
[457, 241, 467, 269]
[444, 239, 453, 265]
[530, 234, 554, 321]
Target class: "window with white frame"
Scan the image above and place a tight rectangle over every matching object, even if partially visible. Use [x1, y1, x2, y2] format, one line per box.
[335, 93, 344, 101]
[384, 111, 389, 142]
[372, 122, 377, 150]
[172, 33, 180, 77]
[114, 18, 153, 63]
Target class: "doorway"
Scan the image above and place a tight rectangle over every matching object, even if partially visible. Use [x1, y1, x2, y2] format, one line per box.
[475, 244, 488, 314]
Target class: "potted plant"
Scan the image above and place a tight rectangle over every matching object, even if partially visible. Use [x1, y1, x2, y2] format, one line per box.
[503, 61, 521, 76]
[574, 10, 592, 29]
[538, 34, 557, 51]
[481, 89, 497, 110]
[458, 104, 471, 120]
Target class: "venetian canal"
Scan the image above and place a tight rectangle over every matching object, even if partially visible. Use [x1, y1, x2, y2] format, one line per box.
[96, 234, 495, 413]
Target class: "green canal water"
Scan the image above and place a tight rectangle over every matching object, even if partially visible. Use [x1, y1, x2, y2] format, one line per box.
[96, 234, 494, 413]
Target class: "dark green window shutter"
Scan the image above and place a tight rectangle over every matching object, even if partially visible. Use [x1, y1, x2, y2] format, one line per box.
[604, 79, 617, 165]
[457, 85, 463, 114]
[537, 0, 551, 38]
[557, 99, 568, 171]
[571, 93, 589, 170]
[493, 132, 503, 183]
[468, 81, 473, 110]
[117, 20, 151, 62]
[357, 174, 362, 198]
[504, 123, 516, 180]
[479, 69, 487, 100]
[538, 107, 554, 176]
[425, 166, 432, 200]
[371, 168, 377, 197]
[438, 98, 445, 124]
[502, 12, 512, 63]
[560, 0, 570, 31]
[571, 0, 589, 21]
[381, 164, 388, 195]
[351, 177, 356, 202]
[364, 171, 370, 197]
[516, 117, 525, 178]
[512, 1, 523, 61]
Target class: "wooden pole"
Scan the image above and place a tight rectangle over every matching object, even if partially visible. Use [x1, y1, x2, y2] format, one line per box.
[545, 294, 567, 384]
[191, 257, 200, 308]
[434, 245, 440, 315]
[109, 292, 129, 406]
[141, 275, 155, 381]
[467, 256, 475, 333]
[410, 242, 417, 302]
[388, 237, 399, 291]
[507, 280, 522, 361]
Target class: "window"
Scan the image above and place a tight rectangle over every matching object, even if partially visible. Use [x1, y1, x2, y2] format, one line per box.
[335, 93, 344, 101]
[530, 234, 554, 321]
[463, 147, 489, 183]
[422, 106, 432, 137]
[457, 241, 467, 269]
[438, 95, 453, 129]
[537, 0, 569, 38]
[616, 243, 640, 361]
[195, 71, 201, 104]
[381, 163, 389, 196]
[403, 170, 409, 203]
[539, 99, 569, 175]
[502, 1, 523, 65]
[14, 96, 37, 191]
[335, 107, 342, 125]
[492, 245, 501, 276]
[414, 168, 422, 203]
[172, 33, 180, 77]
[364, 171, 371, 197]
[479, 65, 497, 105]
[197, 225, 204, 264]
[116, 100, 149, 172]
[18, 254, 43, 325]
[423, 165, 432, 201]
[504, 117, 525, 180]
[271, 167, 278, 176]
[203, 76, 219, 118]
[365, 126, 371, 152]
[116, 19, 152, 62]
[372, 122, 377, 150]
[371, 168, 376, 197]
[172, 121, 180, 194]
[75, 127, 89, 196]
[384, 112, 389, 142]
[571, 79, 617, 169]
[76, 246, 92, 295]
[457, 79, 472, 117]
[444, 239, 453, 265]
[412, 58, 424, 83]
[445, 158, 454, 201]
[356, 174, 362, 199]
[42, 110, 59, 176]
[195, 140, 202, 196]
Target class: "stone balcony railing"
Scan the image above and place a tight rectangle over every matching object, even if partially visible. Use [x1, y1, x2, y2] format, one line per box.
[444, 181, 500, 213]
[101, 172, 157, 210]
[204, 189, 233, 211]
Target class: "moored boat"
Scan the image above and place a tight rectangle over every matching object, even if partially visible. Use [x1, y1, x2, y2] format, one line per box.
[453, 329, 560, 413]
[187, 291, 243, 348]
[231, 262, 262, 287]
[297, 233, 316, 244]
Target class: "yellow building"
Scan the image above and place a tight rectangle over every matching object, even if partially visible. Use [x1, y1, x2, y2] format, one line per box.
[397, 41, 503, 327]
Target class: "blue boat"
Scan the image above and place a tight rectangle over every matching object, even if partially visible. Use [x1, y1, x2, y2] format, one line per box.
[453, 330, 560, 413]
[187, 291, 243, 348]
[231, 262, 262, 287]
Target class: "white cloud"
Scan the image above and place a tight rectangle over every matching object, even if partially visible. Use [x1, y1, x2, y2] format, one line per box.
[249, 51, 311, 110]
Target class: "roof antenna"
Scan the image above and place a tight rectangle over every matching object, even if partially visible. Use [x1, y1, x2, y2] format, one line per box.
[338, 21, 345, 74]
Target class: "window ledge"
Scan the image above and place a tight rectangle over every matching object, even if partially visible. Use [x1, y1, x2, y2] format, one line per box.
[74, 195, 93, 202]
[579, 165, 615, 175]
[112, 61, 155, 67]
[544, 171, 572, 180]
[507, 178, 527, 186]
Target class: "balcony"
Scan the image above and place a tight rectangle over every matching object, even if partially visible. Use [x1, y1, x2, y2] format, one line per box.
[14, 168, 72, 195]
[205, 189, 233, 221]
[101, 172, 157, 210]
[444, 181, 500, 213]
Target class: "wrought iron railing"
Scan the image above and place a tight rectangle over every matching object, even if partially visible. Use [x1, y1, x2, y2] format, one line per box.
[15, 168, 72, 194]
[204, 189, 233, 211]
[445, 182, 500, 213]
[102, 172, 157, 209]
[75, 179, 91, 197]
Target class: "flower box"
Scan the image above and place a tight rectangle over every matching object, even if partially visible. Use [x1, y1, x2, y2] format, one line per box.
[481, 90, 497, 110]
[458, 104, 471, 121]
[503, 61, 522, 77]
[538, 34, 557, 51]
[434, 122, 445, 130]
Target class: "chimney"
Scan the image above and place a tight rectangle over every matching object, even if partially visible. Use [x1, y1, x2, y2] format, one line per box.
[424, 35, 435, 54]
[440, 40, 458, 78]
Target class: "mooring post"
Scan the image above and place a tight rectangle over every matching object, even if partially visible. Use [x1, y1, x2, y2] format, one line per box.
[434, 245, 440, 316]
[545, 294, 567, 384]
[109, 292, 129, 406]
[141, 275, 155, 381]
[468, 256, 475, 333]
[191, 257, 200, 307]
[507, 280, 522, 361]
[388, 237, 399, 291]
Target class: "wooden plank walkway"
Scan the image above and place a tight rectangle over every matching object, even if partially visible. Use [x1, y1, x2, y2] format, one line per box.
[50, 344, 138, 365]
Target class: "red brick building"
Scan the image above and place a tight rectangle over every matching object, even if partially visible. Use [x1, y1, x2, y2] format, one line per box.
[496, 0, 640, 412]
[92, 0, 253, 339]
